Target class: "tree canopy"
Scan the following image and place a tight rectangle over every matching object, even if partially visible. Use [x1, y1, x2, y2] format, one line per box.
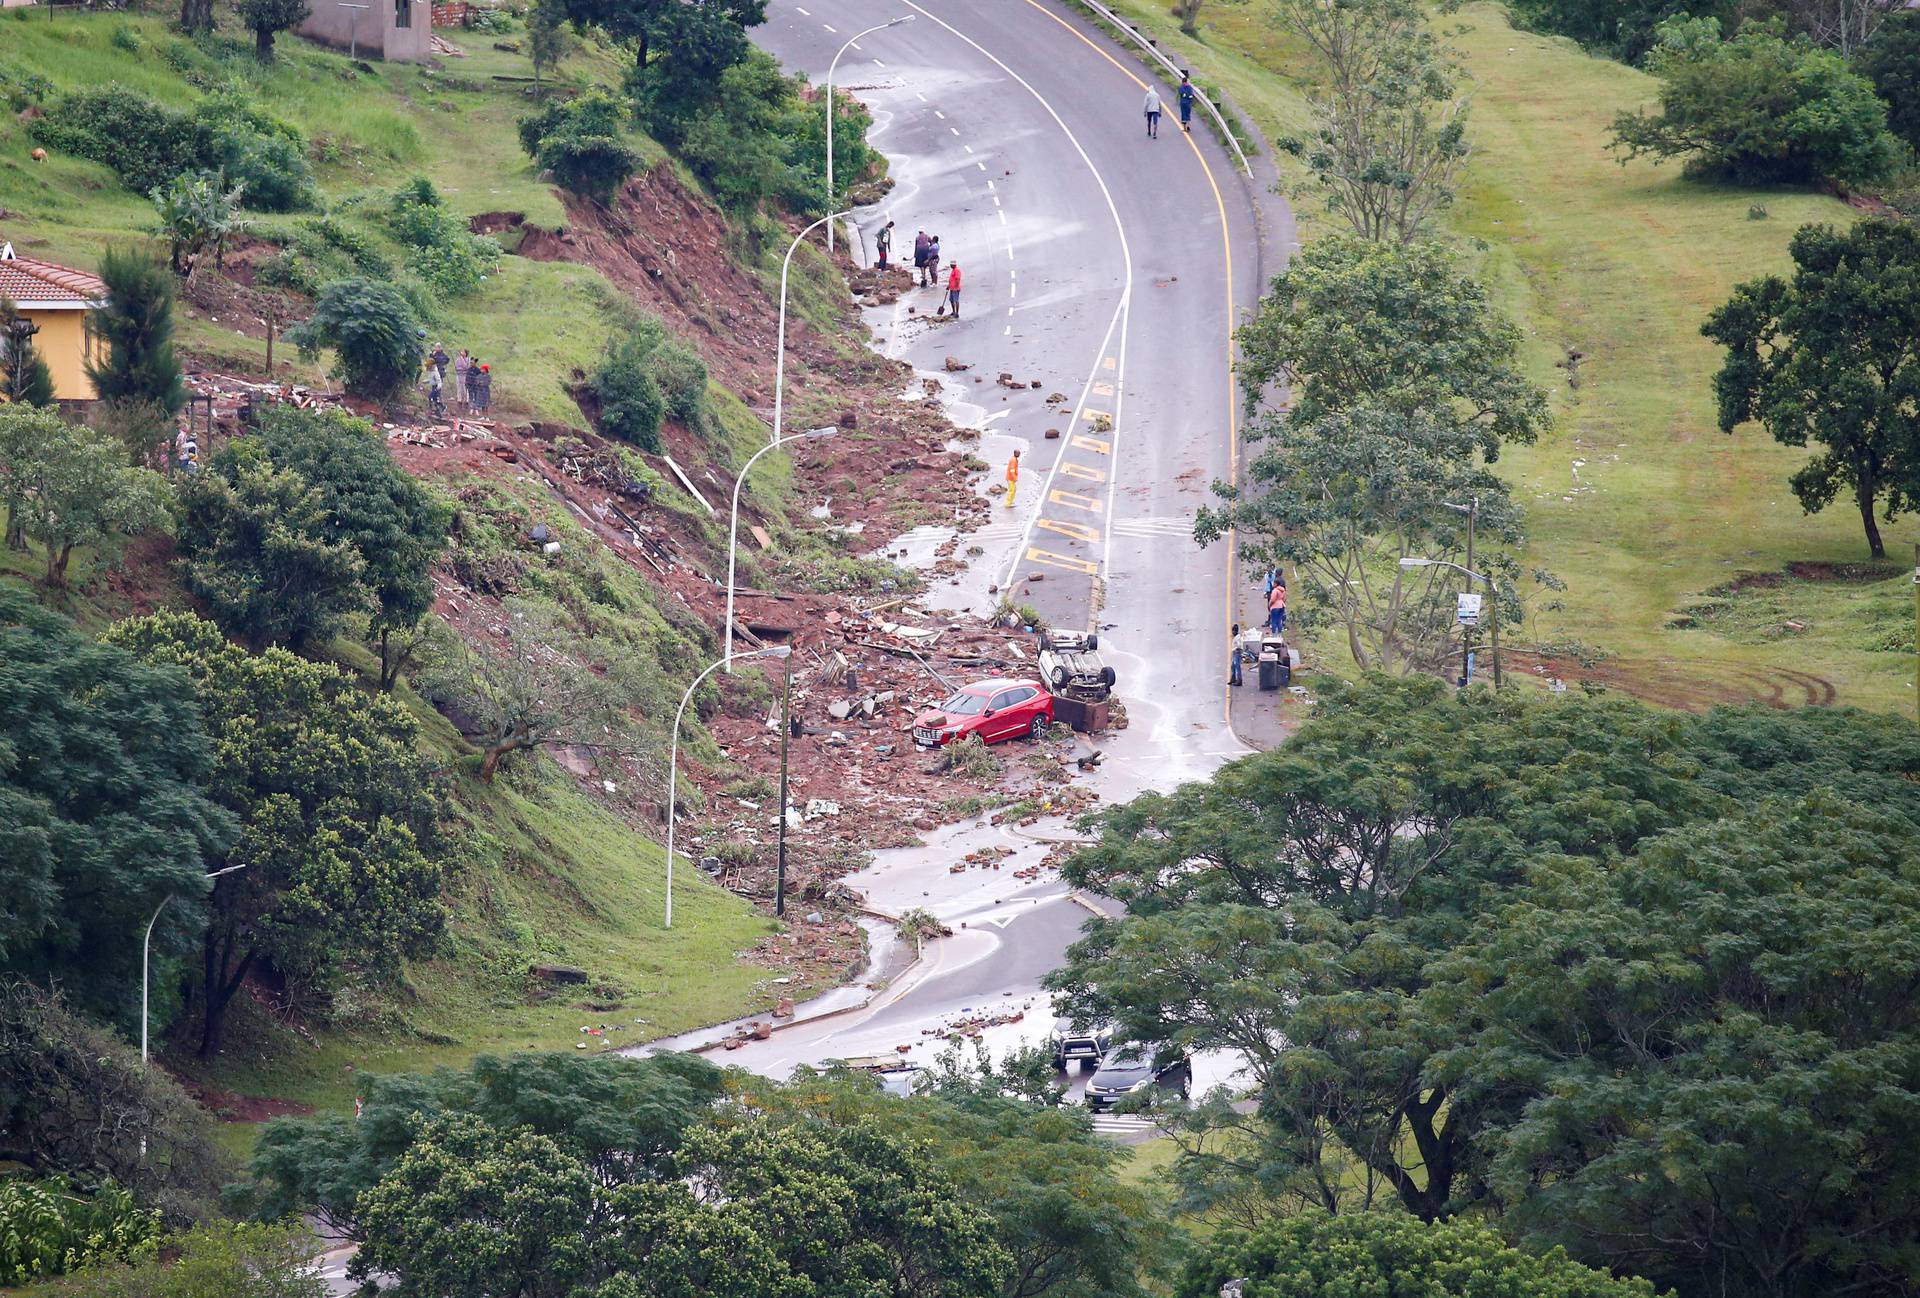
[1048, 676, 1920, 1262]
[84, 245, 186, 418]
[0, 590, 230, 1029]
[1609, 16, 1902, 185]
[103, 612, 445, 1057]
[0, 408, 169, 587]
[1199, 237, 1550, 674]
[1180, 1212, 1663, 1298]
[1702, 217, 1920, 558]
[238, 406, 450, 685]
[347, 1112, 1008, 1298]
[1433, 791, 1920, 1297]
[287, 277, 424, 401]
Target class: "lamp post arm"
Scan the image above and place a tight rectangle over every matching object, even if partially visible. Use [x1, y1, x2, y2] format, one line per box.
[825, 18, 911, 252]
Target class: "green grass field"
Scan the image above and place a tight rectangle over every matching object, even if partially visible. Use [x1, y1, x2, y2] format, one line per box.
[1097, 0, 1919, 715]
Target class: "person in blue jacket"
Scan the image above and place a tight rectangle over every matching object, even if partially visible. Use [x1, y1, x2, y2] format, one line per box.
[1178, 72, 1196, 133]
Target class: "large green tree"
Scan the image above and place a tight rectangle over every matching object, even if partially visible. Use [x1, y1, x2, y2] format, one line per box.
[84, 245, 186, 420]
[250, 1051, 727, 1237]
[1198, 236, 1549, 674]
[0, 592, 231, 1027]
[1433, 792, 1920, 1298]
[1610, 16, 1902, 186]
[103, 612, 444, 1057]
[1857, 11, 1920, 150]
[1702, 217, 1920, 558]
[241, 406, 450, 688]
[1180, 1212, 1663, 1298]
[175, 459, 367, 651]
[349, 1113, 1008, 1298]
[1047, 678, 1920, 1227]
[0, 409, 169, 587]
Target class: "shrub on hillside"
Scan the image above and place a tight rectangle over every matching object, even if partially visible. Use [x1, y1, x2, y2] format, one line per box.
[388, 177, 500, 299]
[668, 49, 877, 217]
[589, 329, 667, 450]
[19, 1223, 324, 1298]
[28, 84, 314, 211]
[518, 88, 641, 204]
[587, 317, 713, 449]
[287, 277, 424, 400]
[1610, 16, 1904, 186]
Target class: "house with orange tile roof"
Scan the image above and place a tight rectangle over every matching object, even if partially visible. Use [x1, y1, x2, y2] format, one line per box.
[0, 241, 107, 403]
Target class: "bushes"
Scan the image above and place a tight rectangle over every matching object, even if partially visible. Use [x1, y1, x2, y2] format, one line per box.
[670, 49, 874, 216]
[389, 177, 501, 299]
[19, 1222, 324, 1298]
[518, 89, 642, 204]
[288, 277, 424, 400]
[28, 84, 314, 211]
[588, 318, 713, 450]
[1610, 17, 1903, 186]
[0, 1179, 158, 1287]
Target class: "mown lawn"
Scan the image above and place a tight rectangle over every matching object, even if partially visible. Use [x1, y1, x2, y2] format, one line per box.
[1094, 0, 1917, 714]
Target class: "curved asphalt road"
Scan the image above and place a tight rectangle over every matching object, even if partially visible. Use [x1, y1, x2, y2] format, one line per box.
[642, 0, 1282, 1126]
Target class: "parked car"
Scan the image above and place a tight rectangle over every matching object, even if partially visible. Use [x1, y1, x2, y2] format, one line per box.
[1049, 1019, 1114, 1071]
[834, 1055, 926, 1098]
[1084, 1047, 1191, 1111]
[911, 678, 1055, 747]
[1037, 628, 1116, 701]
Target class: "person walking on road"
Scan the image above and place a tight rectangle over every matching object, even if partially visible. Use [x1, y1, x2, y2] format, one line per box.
[913, 229, 931, 285]
[1267, 579, 1287, 635]
[1178, 72, 1196, 133]
[1143, 86, 1162, 138]
[945, 261, 963, 319]
[1229, 622, 1245, 686]
[875, 220, 895, 270]
[1004, 447, 1021, 507]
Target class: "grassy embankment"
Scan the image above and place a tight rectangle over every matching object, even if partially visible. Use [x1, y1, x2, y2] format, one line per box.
[1095, 0, 1917, 714]
[0, 10, 886, 1122]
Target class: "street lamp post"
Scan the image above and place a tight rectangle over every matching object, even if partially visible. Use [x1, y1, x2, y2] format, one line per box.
[665, 646, 792, 929]
[143, 863, 248, 1067]
[825, 16, 914, 253]
[725, 427, 836, 672]
[775, 211, 849, 458]
[1399, 556, 1502, 689]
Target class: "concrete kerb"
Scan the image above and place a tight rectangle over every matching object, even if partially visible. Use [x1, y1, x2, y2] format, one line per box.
[678, 898, 931, 1056]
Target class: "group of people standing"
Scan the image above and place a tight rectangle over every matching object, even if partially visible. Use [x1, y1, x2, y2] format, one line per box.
[1142, 71, 1199, 140]
[873, 220, 964, 320]
[423, 342, 492, 418]
[1227, 571, 1288, 687]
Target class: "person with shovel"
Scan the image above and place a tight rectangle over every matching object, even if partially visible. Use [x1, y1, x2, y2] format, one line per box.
[941, 261, 963, 319]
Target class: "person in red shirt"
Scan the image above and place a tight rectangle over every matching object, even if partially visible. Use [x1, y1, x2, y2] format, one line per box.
[946, 262, 962, 319]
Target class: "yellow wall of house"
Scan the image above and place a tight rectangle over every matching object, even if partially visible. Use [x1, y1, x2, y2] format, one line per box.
[23, 308, 99, 401]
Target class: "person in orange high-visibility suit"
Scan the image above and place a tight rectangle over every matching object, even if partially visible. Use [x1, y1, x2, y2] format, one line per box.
[1005, 447, 1021, 506]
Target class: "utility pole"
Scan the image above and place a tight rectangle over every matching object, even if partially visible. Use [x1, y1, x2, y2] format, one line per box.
[1488, 570, 1503, 690]
[775, 649, 793, 918]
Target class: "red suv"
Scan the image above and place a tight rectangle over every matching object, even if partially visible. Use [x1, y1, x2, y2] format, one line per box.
[911, 678, 1054, 747]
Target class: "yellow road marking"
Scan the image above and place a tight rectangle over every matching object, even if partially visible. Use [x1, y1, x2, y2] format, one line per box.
[1070, 434, 1111, 454]
[1026, 547, 1099, 575]
[1093, 381, 1115, 397]
[1039, 518, 1102, 542]
[1049, 488, 1103, 512]
[1062, 463, 1107, 483]
[1101, 356, 1117, 370]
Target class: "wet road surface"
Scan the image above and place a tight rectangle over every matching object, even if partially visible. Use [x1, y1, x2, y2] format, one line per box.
[640, 0, 1284, 1132]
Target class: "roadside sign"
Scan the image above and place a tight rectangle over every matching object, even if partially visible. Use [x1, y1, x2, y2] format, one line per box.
[1457, 593, 1483, 627]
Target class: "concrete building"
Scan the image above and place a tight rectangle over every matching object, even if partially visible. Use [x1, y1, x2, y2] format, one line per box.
[0, 241, 106, 403]
[297, 0, 431, 62]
